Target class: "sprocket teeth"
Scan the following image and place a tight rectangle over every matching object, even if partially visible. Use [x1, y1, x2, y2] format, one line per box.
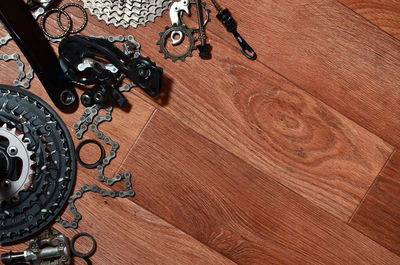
[156, 24, 196, 62]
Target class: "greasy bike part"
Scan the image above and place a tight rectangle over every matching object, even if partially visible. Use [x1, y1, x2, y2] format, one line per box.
[59, 35, 163, 98]
[0, 85, 76, 244]
[58, 105, 135, 229]
[157, 24, 196, 62]
[0, 54, 34, 89]
[0, 0, 78, 110]
[1, 228, 71, 265]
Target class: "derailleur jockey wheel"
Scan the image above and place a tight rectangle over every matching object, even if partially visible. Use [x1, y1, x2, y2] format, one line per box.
[0, 84, 76, 244]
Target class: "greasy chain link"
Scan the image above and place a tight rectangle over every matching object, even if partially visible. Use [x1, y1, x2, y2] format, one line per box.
[57, 35, 138, 229]
[0, 8, 44, 88]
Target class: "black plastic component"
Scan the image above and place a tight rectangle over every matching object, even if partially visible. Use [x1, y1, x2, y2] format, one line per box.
[197, 44, 211, 58]
[70, 233, 97, 258]
[0, 0, 78, 110]
[75, 257, 93, 265]
[76, 139, 105, 169]
[59, 35, 163, 107]
[215, 8, 256, 59]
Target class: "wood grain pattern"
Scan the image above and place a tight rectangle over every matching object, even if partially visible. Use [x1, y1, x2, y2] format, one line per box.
[119, 111, 400, 264]
[0, 0, 400, 262]
[80, 5, 397, 220]
[143, 26, 393, 220]
[55, 173, 235, 265]
[350, 150, 400, 256]
[0, 172, 233, 265]
[201, 0, 400, 148]
[339, 0, 400, 40]
[2, 1, 393, 220]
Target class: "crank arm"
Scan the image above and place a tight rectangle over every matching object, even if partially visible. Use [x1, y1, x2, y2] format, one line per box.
[0, 0, 78, 110]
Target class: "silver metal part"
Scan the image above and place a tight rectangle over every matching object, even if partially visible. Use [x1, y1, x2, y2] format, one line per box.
[164, 0, 210, 46]
[1, 228, 71, 265]
[79, 0, 173, 28]
[0, 124, 34, 203]
[30, 0, 57, 9]
[57, 105, 135, 229]
[169, 0, 189, 45]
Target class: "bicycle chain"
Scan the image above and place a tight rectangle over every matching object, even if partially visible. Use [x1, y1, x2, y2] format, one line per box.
[57, 104, 135, 229]
[0, 7, 44, 88]
[57, 35, 138, 229]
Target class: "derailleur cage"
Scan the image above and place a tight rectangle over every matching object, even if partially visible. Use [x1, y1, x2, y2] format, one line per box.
[59, 35, 163, 107]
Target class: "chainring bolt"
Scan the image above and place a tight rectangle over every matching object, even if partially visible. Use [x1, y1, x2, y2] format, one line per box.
[7, 146, 18, 156]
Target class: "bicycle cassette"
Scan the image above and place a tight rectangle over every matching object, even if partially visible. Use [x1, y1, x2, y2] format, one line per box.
[0, 85, 76, 244]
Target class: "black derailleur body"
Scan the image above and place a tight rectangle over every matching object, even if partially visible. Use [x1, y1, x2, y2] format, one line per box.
[59, 35, 163, 107]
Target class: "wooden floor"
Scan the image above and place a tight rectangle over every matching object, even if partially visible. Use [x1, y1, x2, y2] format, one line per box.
[1, 0, 400, 264]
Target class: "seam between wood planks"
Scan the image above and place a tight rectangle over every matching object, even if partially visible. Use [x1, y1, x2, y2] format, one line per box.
[111, 185, 239, 264]
[111, 108, 158, 178]
[335, 0, 400, 43]
[348, 147, 397, 224]
[117, 109, 389, 242]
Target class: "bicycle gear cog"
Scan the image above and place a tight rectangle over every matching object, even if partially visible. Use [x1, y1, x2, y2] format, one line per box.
[0, 124, 35, 203]
[156, 24, 196, 62]
[0, 85, 76, 244]
[81, 0, 173, 28]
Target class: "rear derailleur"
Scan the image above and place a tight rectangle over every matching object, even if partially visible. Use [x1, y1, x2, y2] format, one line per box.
[59, 35, 163, 107]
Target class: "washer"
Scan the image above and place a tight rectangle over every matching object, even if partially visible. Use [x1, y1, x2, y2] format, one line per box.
[70, 232, 97, 258]
[76, 139, 105, 169]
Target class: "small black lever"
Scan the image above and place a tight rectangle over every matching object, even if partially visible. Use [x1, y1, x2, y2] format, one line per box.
[211, 0, 256, 60]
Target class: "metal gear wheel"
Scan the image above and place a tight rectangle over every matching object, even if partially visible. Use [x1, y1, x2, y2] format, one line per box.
[81, 0, 173, 28]
[156, 24, 196, 62]
[0, 124, 35, 203]
[0, 84, 76, 244]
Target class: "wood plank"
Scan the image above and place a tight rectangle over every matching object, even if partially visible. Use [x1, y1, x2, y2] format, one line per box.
[350, 150, 400, 256]
[54, 173, 235, 265]
[119, 111, 400, 264]
[1, 172, 234, 265]
[82, 5, 395, 220]
[200, 0, 400, 148]
[339, 0, 400, 40]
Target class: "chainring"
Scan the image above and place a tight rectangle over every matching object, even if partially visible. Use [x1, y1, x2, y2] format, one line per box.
[0, 84, 76, 244]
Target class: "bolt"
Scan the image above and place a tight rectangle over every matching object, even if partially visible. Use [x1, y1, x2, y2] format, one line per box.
[94, 91, 104, 103]
[138, 68, 146, 77]
[195, 0, 211, 58]
[80, 94, 92, 107]
[7, 146, 18, 156]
